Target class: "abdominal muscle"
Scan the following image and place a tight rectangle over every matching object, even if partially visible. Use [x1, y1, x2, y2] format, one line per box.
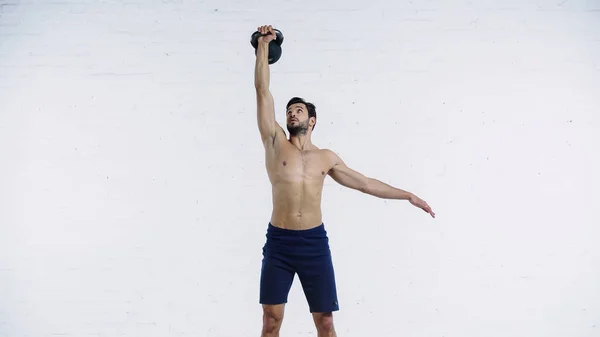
[269, 180, 324, 230]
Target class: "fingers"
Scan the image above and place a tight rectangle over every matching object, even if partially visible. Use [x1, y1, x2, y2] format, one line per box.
[257, 25, 275, 37]
[421, 202, 435, 218]
[425, 205, 435, 218]
[428, 208, 435, 218]
[268, 26, 275, 38]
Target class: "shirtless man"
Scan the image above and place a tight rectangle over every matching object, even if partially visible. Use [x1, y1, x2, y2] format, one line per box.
[254, 25, 435, 337]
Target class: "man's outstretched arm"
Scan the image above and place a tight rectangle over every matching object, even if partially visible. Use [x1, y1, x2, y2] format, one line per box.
[254, 25, 283, 146]
[326, 150, 435, 218]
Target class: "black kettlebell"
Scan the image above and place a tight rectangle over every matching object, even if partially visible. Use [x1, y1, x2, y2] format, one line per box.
[250, 28, 284, 64]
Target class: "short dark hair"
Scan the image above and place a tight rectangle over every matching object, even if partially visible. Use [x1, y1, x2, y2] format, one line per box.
[286, 97, 317, 130]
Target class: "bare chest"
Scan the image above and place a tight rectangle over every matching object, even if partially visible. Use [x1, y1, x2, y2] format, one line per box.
[269, 147, 330, 183]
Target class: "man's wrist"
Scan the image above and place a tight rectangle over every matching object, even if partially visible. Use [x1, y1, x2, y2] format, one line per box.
[400, 190, 414, 200]
[256, 42, 270, 58]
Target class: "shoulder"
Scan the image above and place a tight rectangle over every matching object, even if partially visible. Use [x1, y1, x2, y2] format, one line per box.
[318, 148, 344, 166]
[319, 148, 337, 157]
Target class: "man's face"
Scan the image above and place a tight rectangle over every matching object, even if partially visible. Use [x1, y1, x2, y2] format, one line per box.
[286, 103, 310, 136]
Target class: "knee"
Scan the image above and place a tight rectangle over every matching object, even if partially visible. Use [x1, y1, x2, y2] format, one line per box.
[262, 310, 283, 334]
[314, 312, 334, 333]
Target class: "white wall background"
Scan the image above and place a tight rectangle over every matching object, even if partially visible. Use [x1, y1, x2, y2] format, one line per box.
[1, 0, 599, 336]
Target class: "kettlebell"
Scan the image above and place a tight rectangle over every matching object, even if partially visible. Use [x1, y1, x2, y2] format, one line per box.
[250, 28, 284, 64]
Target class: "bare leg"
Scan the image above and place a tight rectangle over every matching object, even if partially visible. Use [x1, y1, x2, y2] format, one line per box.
[312, 312, 336, 337]
[262, 304, 285, 337]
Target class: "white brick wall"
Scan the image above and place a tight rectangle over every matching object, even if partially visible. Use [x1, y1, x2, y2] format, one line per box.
[1, 0, 599, 336]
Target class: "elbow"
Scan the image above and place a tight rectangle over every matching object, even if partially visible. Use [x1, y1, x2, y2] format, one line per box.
[255, 84, 269, 93]
[358, 178, 371, 194]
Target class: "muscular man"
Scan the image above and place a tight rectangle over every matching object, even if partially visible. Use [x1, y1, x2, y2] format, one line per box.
[254, 25, 435, 337]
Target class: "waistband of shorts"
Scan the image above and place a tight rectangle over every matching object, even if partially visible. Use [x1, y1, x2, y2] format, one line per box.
[267, 222, 325, 236]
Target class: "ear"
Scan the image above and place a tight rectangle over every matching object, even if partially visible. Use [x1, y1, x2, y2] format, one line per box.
[309, 117, 316, 128]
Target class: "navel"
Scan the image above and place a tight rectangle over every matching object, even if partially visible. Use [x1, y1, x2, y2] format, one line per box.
[282, 161, 287, 166]
[321, 171, 325, 175]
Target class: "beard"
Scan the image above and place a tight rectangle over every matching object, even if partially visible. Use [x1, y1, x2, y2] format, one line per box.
[287, 119, 309, 136]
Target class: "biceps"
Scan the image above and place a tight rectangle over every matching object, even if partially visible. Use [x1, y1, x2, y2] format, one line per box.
[329, 166, 369, 192]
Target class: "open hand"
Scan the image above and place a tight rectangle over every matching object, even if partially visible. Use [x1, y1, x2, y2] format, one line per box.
[256, 25, 278, 44]
[409, 194, 435, 218]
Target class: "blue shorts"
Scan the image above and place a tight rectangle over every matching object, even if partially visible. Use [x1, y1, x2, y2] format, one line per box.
[260, 223, 339, 313]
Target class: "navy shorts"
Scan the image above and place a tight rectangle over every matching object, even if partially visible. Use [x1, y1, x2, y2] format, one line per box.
[260, 223, 339, 313]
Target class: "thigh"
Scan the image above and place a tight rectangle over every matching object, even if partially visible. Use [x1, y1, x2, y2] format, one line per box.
[297, 253, 339, 313]
[260, 254, 295, 305]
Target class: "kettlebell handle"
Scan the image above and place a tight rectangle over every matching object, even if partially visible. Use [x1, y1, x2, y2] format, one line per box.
[250, 29, 284, 48]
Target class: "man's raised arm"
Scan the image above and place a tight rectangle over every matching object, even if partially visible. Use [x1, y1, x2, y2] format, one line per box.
[254, 25, 282, 146]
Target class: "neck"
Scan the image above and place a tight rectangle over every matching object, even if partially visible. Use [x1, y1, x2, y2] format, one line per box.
[289, 133, 312, 151]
